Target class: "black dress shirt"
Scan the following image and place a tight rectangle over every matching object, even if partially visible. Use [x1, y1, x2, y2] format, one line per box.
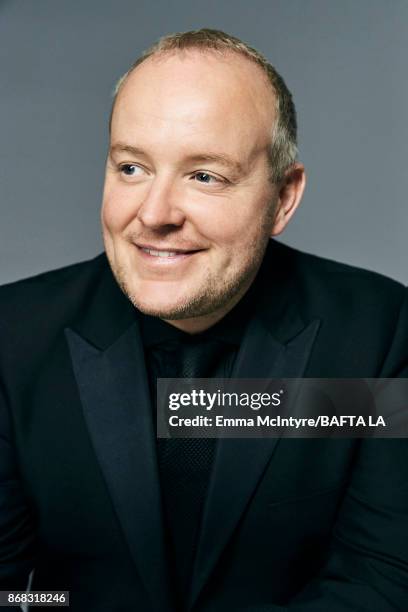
[137, 283, 257, 605]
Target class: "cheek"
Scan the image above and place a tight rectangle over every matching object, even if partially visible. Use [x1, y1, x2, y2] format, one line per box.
[101, 198, 121, 235]
[101, 183, 142, 234]
[200, 199, 269, 246]
[195, 196, 252, 237]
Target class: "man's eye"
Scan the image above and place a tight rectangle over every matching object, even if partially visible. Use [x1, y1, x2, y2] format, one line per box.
[192, 172, 220, 184]
[120, 164, 143, 177]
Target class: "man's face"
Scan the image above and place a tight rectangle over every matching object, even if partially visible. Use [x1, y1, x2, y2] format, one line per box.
[102, 51, 280, 332]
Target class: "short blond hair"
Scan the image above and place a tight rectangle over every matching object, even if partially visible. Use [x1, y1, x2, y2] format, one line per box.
[110, 28, 298, 183]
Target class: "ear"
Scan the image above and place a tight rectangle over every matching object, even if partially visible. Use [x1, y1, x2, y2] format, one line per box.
[270, 163, 306, 236]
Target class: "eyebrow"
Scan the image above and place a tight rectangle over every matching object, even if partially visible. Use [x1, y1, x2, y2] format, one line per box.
[185, 153, 244, 176]
[109, 144, 146, 158]
[109, 143, 245, 176]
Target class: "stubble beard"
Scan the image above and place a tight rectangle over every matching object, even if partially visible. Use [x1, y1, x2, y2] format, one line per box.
[108, 231, 271, 321]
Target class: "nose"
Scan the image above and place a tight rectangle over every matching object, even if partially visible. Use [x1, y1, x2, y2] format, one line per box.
[137, 175, 185, 229]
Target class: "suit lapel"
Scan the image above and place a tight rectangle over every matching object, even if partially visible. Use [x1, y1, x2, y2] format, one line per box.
[189, 307, 321, 608]
[65, 263, 173, 612]
[63, 244, 321, 611]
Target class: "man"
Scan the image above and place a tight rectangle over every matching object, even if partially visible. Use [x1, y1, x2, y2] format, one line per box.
[0, 29, 407, 612]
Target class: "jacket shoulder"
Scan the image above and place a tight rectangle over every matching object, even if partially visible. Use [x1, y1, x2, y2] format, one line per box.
[0, 254, 107, 318]
[274, 240, 405, 304]
[0, 255, 109, 375]
[269, 241, 407, 376]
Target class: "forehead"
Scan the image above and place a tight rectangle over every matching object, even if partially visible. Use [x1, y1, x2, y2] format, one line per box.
[111, 50, 276, 156]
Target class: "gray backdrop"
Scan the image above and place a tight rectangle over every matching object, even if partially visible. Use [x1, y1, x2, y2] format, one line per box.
[1, 0, 407, 285]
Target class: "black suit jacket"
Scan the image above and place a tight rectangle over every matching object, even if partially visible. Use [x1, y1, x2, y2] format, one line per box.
[0, 240, 407, 611]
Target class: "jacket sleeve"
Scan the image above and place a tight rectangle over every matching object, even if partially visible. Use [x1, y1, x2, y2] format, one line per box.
[204, 440, 408, 612]
[279, 292, 408, 610]
[206, 290, 408, 612]
[281, 438, 408, 612]
[0, 379, 37, 592]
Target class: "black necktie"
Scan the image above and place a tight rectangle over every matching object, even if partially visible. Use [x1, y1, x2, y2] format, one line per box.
[155, 337, 227, 604]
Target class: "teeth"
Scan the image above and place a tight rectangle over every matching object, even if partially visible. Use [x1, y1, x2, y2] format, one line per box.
[142, 248, 181, 257]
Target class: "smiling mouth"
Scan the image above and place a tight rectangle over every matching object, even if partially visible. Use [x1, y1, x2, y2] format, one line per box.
[135, 245, 204, 260]
[141, 247, 194, 258]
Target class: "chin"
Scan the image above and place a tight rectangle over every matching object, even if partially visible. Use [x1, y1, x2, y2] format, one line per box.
[122, 283, 196, 319]
[133, 299, 188, 319]
[112, 260, 253, 322]
[125, 285, 225, 321]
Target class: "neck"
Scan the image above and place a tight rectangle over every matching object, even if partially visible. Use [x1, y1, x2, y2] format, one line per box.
[163, 309, 229, 335]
